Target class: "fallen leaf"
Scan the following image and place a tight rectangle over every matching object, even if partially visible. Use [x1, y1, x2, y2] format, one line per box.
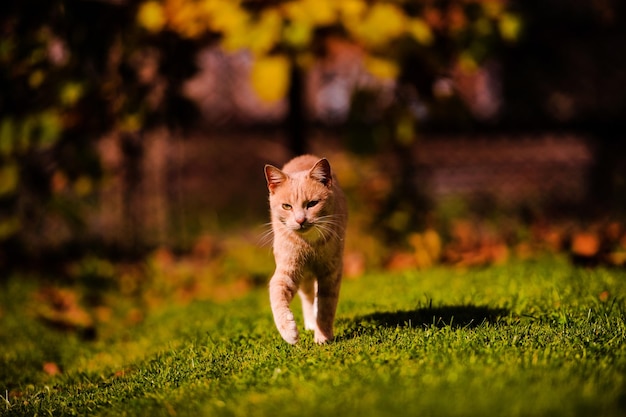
[571, 232, 600, 257]
[43, 362, 61, 376]
[599, 291, 610, 303]
[386, 252, 417, 271]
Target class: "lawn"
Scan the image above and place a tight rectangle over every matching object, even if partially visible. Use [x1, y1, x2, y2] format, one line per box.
[1, 257, 625, 416]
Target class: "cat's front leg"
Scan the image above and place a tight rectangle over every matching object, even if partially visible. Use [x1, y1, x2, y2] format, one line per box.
[298, 278, 317, 331]
[269, 272, 299, 344]
[314, 274, 341, 344]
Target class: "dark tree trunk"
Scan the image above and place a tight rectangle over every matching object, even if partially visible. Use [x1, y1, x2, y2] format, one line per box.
[587, 132, 626, 217]
[286, 62, 307, 156]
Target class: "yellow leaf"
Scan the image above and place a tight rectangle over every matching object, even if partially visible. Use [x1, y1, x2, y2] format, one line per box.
[120, 114, 142, 132]
[306, 0, 336, 26]
[166, 0, 217, 39]
[283, 21, 312, 49]
[370, 3, 406, 35]
[364, 56, 399, 80]
[74, 176, 93, 197]
[458, 51, 479, 73]
[408, 18, 433, 46]
[60, 82, 84, 106]
[218, 4, 260, 52]
[248, 10, 282, 55]
[221, 31, 249, 53]
[198, 0, 219, 18]
[250, 55, 290, 102]
[338, 0, 366, 21]
[482, 0, 505, 18]
[29, 69, 45, 88]
[423, 228, 442, 260]
[395, 113, 414, 146]
[408, 233, 434, 268]
[351, 3, 406, 48]
[209, 1, 249, 34]
[499, 13, 522, 42]
[283, 0, 336, 26]
[137, 1, 166, 33]
[282, 1, 306, 23]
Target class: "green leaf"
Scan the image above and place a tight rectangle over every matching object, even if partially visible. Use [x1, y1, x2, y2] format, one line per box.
[0, 162, 19, 196]
[0, 216, 20, 240]
[0, 38, 15, 62]
[37, 111, 62, 149]
[0, 118, 15, 156]
[18, 116, 35, 152]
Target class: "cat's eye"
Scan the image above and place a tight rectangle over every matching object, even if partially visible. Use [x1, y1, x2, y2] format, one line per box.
[306, 200, 319, 208]
[282, 203, 292, 210]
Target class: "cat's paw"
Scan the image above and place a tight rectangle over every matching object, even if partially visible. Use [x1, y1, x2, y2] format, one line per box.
[277, 319, 299, 344]
[279, 328, 299, 345]
[314, 330, 333, 344]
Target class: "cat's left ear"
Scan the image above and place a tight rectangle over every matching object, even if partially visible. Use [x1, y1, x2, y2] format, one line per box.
[265, 164, 287, 194]
[309, 158, 332, 188]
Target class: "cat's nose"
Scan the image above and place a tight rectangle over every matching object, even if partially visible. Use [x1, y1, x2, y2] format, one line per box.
[295, 216, 306, 225]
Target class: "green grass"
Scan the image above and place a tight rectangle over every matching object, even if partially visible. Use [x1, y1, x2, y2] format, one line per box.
[2, 258, 626, 416]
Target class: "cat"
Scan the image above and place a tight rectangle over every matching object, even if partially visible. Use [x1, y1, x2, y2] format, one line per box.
[264, 155, 348, 344]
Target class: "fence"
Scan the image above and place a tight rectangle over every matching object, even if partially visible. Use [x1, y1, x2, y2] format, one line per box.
[90, 129, 593, 250]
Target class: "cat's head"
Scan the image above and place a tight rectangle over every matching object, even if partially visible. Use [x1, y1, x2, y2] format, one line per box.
[264, 158, 336, 241]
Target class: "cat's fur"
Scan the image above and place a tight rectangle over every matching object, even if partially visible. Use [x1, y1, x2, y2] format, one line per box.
[264, 155, 347, 344]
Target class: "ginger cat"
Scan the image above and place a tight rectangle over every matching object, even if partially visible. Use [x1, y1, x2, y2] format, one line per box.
[264, 155, 348, 344]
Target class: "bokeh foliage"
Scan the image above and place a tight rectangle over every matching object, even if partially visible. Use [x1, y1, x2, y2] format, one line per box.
[136, 0, 520, 94]
[0, 0, 199, 264]
[0, 0, 520, 266]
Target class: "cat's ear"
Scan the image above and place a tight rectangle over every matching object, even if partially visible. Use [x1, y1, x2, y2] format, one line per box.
[309, 158, 332, 188]
[265, 164, 287, 194]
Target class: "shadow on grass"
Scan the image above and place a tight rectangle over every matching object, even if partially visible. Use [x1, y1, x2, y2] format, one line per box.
[339, 304, 509, 340]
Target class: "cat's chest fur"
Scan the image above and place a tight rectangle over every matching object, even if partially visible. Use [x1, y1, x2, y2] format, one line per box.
[277, 231, 341, 274]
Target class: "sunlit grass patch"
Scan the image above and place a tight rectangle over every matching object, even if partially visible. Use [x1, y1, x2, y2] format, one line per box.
[1, 258, 625, 416]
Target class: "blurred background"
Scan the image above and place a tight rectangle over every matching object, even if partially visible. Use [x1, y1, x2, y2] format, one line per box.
[1, 0, 626, 319]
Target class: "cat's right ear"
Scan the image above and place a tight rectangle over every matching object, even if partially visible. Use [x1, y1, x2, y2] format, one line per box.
[265, 165, 287, 194]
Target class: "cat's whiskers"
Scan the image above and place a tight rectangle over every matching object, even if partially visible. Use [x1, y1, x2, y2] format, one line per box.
[312, 223, 328, 241]
[312, 215, 343, 242]
[316, 225, 336, 242]
[256, 222, 275, 247]
[319, 214, 345, 227]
